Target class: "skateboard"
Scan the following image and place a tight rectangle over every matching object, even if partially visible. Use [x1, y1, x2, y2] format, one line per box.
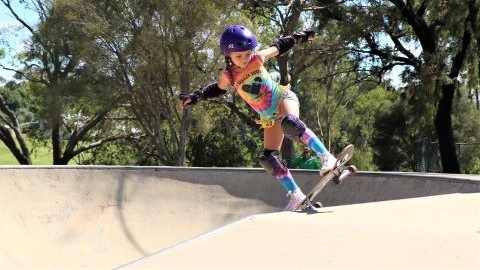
[296, 144, 357, 211]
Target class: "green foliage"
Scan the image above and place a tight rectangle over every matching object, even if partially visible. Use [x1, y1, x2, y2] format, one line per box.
[186, 102, 261, 167]
[0, 82, 38, 123]
[1, 0, 478, 170]
[452, 86, 480, 174]
[372, 101, 412, 171]
[452, 88, 480, 143]
[465, 156, 480, 174]
[346, 86, 397, 170]
[187, 132, 253, 167]
[76, 140, 140, 165]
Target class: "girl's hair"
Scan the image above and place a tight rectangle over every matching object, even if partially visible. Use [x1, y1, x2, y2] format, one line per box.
[224, 56, 235, 90]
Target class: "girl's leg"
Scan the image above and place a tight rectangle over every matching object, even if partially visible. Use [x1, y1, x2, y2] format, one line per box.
[262, 120, 300, 192]
[260, 99, 306, 211]
[278, 97, 327, 153]
[279, 96, 336, 175]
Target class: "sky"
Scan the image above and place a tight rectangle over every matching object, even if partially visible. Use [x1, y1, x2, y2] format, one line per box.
[0, 1, 38, 83]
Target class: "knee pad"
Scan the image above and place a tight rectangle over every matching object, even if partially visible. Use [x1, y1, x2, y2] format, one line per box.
[259, 150, 288, 177]
[281, 114, 306, 141]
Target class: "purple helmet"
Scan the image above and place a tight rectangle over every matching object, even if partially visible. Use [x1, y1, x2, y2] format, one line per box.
[220, 25, 258, 54]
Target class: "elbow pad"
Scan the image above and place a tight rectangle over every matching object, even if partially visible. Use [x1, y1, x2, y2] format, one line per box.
[272, 30, 316, 56]
[271, 36, 296, 56]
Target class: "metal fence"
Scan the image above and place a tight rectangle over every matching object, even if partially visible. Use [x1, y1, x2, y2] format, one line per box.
[415, 138, 480, 173]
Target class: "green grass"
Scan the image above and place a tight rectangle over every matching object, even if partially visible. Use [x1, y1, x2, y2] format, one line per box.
[0, 139, 53, 165]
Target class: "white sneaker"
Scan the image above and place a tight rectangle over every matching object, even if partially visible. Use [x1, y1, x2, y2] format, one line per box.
[283, 189, 306, 211]
[319, 153, 337, 176]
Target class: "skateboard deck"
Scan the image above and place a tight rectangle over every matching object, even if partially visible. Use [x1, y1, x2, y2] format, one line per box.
[296, 144, 357, 211]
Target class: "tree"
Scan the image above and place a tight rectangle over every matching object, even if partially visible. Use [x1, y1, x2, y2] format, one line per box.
[314, 0, 480, 173]
[65, 0, 244, 166]
[0, 0, 136, 164]
[0, 82, 32, 164]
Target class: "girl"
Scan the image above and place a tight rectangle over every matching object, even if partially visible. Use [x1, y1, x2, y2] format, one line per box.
[180, 25, 336, 211]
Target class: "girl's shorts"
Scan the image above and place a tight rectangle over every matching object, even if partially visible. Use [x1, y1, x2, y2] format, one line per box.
[283, 90, 299, 102]
[256, 90, 299, 128]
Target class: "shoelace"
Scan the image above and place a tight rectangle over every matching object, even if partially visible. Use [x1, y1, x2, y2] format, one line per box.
[320, 154, 330, 164]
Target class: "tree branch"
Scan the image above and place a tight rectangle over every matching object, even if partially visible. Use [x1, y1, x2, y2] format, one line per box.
[448, 3, 474, 79]
[390, 0, 436, 52]
[70, 133, 139, 157]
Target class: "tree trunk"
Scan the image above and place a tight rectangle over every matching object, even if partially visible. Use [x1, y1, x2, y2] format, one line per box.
[0, 95, 32, 164]
[0, 129, 31, 164]
[178, 110, 190, 166]
[177, 46, 193, 166]
[51, 122, 63, 165]
[434, 83, 460, 173]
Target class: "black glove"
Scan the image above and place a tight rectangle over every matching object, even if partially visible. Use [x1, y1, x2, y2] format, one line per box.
[179, 83, 225, 108]
[179, 91, 203, 107]
[292, 30, 316, 43]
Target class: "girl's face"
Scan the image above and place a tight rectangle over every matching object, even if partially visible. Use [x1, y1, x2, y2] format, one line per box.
[229, 50, 253, 69]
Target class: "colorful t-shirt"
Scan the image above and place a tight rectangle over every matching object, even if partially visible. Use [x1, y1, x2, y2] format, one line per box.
[224, 54, 285, 128]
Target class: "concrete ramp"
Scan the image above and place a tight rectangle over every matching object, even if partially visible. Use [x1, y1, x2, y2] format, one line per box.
[0, 166, 478, 269]
[0, 167, 277, 269]
[118, 193, 480, 270]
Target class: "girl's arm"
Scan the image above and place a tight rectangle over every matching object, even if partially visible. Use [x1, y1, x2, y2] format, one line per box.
[179, 70, 229, 108]
[256, 46, 280, 63]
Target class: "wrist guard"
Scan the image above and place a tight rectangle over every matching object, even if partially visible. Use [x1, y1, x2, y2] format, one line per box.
[198, 83, 226, 99]
[180, 83, 226, 106]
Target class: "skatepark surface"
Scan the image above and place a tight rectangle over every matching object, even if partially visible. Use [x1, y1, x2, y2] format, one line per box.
[0, 166, 479, 269]
[118, 193, 479, 270]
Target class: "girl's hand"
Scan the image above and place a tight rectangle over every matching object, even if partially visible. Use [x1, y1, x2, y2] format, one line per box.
[179, 94, 195, 108]
[293, 30, 316, 43]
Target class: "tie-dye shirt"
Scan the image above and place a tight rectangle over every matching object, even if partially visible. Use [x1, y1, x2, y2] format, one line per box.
[225, 54, 285, 127]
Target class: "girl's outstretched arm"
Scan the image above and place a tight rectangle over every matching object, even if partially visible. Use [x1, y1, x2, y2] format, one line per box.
[179, 71, 229, 108]
[257, 46, 280, 62]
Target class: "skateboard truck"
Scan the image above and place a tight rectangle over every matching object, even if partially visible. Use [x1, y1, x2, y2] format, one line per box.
[295, 144, 357, 211]
[333, 165, 358, 185]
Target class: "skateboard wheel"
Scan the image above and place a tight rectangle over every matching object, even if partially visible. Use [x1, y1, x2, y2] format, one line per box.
[333, 176, 341, 185]
[347, 165, 358, 174]
[313, 202, 323, 208]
